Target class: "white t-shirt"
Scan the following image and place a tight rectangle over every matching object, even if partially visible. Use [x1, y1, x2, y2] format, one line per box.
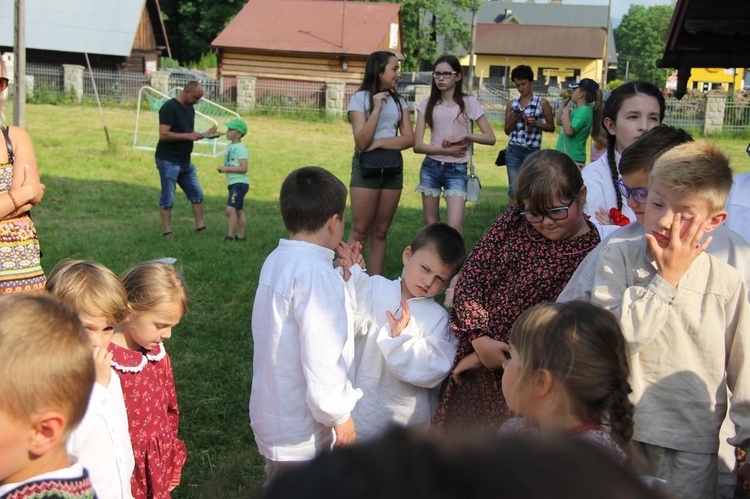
[348, 90, 407, 141]
[416, 95, 485, 163]
[725, 172, 750, 245]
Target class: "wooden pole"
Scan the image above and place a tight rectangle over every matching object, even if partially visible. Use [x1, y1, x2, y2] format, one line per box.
[13, 0, 26, 128]
[84, 53, 111, 146]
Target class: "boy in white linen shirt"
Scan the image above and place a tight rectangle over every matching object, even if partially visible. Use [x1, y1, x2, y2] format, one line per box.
[590, 141, 750, 499]
[250, 166, 363, 484]
[343, 223, 465, 441]
[46, 260, 135, 499]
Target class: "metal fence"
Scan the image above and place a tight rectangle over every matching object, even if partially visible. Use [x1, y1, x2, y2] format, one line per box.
[663, 99, 706, 128]
[255, 79, 326, 114]
[724, 100, 750, 132]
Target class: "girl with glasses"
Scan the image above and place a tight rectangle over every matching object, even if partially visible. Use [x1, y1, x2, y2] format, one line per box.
[414, 55, 495, 301]
[0, 61, 46, 294]
[433, 149, 599, 431]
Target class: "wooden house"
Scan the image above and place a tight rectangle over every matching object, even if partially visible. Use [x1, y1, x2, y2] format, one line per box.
[212, 0, 403, 84]
[0, 0, 170, 72]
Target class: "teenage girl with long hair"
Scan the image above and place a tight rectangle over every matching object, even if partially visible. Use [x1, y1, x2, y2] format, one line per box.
[582, 81, 665, 238]
[347, 51, 414, 276]
[414, 55, 495, 233]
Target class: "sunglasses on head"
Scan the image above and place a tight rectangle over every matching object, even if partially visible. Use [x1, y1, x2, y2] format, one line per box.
[0, 77, 8, 92]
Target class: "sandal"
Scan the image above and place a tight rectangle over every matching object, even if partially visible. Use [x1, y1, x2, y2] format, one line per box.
[196, 226, 208, 233]
[235, 235, 247, 241]
[224, 236, 234, 241]
[163, 231, 174, 240]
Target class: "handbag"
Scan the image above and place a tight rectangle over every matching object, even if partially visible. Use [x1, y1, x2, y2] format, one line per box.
[495, 148, 506, 166]
[466, 120, 481, 202]
[357, 149, 404, 177]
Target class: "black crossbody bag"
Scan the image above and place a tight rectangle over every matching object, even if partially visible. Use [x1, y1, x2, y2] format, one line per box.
[357, 93, 403, 177]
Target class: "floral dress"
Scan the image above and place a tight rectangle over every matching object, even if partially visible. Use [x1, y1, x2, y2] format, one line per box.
[432, 205, 599, 430]
[0, 126, 45, 294]
[110, 342, 186, 499]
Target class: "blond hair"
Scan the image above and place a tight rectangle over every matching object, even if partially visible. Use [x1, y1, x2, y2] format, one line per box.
[650, 140, 733, 214]
[0, 294, 94, 434]
[47, 260, 129, 325]
[120, 261, 189, 315]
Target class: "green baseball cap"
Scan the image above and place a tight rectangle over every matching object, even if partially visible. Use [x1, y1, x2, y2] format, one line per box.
[226, 118, 247, 136]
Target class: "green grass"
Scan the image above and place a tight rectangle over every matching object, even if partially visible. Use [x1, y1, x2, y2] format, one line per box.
[10, 103, 750, 498]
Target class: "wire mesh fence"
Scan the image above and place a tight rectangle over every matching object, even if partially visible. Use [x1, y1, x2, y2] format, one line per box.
[663, 99, 706, 128]
[724, 100, 750, 132]
[254, 79, 326, 116]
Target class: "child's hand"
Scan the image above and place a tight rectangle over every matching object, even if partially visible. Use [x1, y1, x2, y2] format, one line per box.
[333, 416, 356, 447]
[216, 166, 225, 173]
[385, 300, 410, 338]
[645, 213, 711, 288]
[451, 351, 483, 385]
[350, 241, 365, 270]
[595, 207, 612, 225]
[92, 345, 113, 387]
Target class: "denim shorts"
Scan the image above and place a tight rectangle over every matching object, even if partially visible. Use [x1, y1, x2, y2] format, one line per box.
[505, 144, 539, 198]
[227, 182, 249, 210]
[415, 157, 468, 198]
[156, 159, 204, 209]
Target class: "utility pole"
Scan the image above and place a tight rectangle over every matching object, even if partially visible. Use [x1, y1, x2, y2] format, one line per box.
[602, 0, 612, 88]
[13, 0, 26, 128]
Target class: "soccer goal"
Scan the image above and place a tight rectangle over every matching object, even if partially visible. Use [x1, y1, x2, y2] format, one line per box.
[133, 86, 240, 157]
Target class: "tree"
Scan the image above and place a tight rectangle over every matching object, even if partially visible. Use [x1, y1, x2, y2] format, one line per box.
[397, 0, 472, 71]
[613, 4, 674, 88]
[159, 0, 246, 65]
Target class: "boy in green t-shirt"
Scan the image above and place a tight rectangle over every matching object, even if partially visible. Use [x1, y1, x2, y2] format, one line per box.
[217, 119, 250, 241]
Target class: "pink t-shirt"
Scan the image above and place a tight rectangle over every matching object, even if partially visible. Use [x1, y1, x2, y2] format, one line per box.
[417, 95, 485, 163]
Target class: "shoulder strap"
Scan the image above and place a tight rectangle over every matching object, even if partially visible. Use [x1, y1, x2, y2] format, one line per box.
[0, 126, 13, 164]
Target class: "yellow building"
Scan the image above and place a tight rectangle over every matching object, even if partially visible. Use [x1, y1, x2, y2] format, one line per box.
[683, 68, 745, 92]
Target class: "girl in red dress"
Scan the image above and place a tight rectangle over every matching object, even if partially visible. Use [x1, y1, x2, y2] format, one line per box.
[498, 302, 634, 464]
[109, 261, 189, 498]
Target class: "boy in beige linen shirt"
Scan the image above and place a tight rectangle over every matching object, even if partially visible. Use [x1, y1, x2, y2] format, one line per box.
[591, 141, 750, 499]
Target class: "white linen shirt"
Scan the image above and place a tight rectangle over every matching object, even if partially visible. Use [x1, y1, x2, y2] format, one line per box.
[581, 152, 636, 239]
[591, 239, 750, 454]
[558, 222, 750, 303]
[249, 239, 362, 461]
[346, 265, 458, 441]
[726, 172, 750, 245]
[67, 371, 135, 499]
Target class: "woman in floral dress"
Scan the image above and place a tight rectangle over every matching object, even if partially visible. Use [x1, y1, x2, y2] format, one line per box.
[432, 150, 600, 431]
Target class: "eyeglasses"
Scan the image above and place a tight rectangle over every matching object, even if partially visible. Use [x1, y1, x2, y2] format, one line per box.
[0, 77, 8, 92]
[615, 180, 648, 204]
[433, 71, 457, 80]
[520, 199, 575, 223]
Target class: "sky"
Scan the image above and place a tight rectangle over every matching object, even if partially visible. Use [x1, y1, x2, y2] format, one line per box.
[529, 0, 675, 25]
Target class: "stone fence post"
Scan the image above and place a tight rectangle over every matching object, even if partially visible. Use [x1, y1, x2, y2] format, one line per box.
[150, 71, 170, 94]
[237, 76, 256, 114]
[325, 80, 346, 118]
[62, 64, 84, 103]
[703, 94, 726, 135]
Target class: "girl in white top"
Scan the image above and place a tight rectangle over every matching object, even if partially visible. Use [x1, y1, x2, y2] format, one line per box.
[582, 81, 665, 239]
[347, 51, 414, 276]
[413, 55, 495, 235]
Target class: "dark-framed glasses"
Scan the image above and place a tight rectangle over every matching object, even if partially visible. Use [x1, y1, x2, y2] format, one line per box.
[615, 180, 648, 204]
[433, 71, 457, 80]
[520, 199, 575, 223]
[0, 77, 8, 92]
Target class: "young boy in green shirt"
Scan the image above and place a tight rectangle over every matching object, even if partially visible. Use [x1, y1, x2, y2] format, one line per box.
[217, 118, 250, 241]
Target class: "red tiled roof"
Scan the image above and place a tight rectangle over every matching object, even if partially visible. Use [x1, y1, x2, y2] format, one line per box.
[476, 24, 606, 59]
[212, 0, 401, 56]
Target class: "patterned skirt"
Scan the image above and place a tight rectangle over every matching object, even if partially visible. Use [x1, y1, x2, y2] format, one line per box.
[0, 213, 46, 295]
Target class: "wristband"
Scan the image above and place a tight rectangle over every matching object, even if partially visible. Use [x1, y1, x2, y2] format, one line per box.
[7, 190, 19, 214]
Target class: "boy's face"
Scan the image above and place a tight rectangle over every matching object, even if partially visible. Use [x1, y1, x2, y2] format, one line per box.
[400, 246, 453, 300]
[644, 180, 716, 249]
[620, 170, 649, 225]
[226, 128, 243, 141]
[0, 409, 30, 485]
[79, 310, 116, 350]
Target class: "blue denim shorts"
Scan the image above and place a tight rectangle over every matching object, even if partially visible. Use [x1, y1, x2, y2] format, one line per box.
[227, 182, 249, 210]
[415, 157, 468, 199]
[505, 144, 539, 198]
[156, 159, 204, 209]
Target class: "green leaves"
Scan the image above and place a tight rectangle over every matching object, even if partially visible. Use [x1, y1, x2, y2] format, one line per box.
[613, 4, 674, 88]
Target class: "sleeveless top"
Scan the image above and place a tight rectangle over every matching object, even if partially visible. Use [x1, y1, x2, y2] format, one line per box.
[508, 94, 544, 149]
[0, 126, 45, 294]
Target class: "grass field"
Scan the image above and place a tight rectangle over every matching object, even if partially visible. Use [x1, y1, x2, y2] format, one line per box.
[12, 103, 750, 497]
